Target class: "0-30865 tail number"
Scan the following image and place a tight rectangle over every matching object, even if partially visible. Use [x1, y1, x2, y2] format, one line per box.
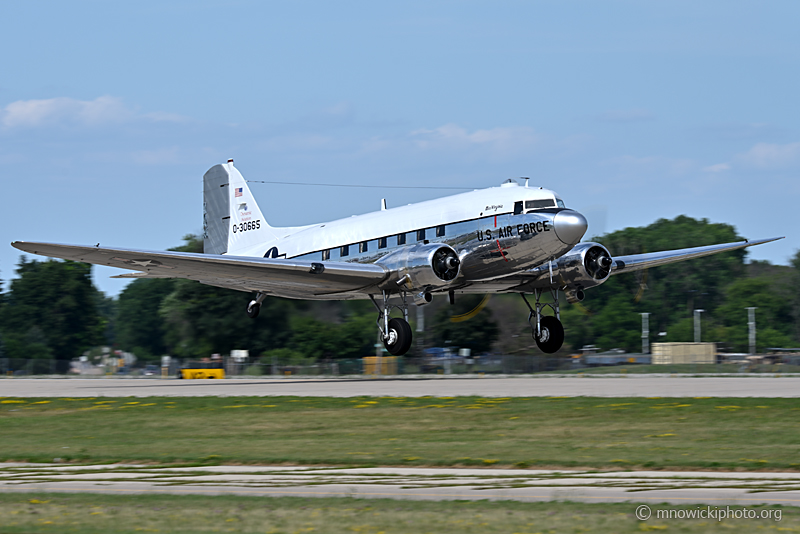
[232, 220, 261, 233]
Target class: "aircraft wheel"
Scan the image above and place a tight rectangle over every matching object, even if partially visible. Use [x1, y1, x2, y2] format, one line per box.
[535, 316, 564, 354]
[246, 300, 260, 319]
[383, 318, 413, 356]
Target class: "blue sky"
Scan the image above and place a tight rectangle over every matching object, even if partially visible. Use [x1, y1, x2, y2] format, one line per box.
[1, 1, 798, 296]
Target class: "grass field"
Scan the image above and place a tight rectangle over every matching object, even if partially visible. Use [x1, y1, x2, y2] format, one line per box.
[0, 492, 793, 534]
[1, 395, 799, 470]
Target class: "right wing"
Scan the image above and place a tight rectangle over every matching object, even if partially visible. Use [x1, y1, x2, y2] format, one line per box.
[467, 236, 784, 294]
[10, 241, 388, 299]
[609, 237, 784, 274]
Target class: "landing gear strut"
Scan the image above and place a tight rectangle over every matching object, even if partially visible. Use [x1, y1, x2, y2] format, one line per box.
[521, 289, 565, 354]
[246, 292, 267, 319]
[370, 292, 413, 356]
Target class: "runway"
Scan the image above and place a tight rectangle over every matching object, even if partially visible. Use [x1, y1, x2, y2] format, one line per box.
[2, 463, 799, 506]
[4, 379, 799, 506]
[2, 375, 800, 398]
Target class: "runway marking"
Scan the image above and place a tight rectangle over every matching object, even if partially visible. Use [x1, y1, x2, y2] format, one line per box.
[5, 485, 800, 504]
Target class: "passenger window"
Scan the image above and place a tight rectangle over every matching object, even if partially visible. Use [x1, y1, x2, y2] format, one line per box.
[340, 245, 349, 257]
[436, 225, 446, 237]
[359, 241, 368, 253]
[378, 237, 387, 249]
[397, 233, 406, 246]
[322, 249, 330, 261]
[416, 229, 426, 241]
[514, 201, 523, 215]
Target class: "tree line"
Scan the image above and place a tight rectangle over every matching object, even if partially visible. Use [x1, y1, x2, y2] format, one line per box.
[0, 216, 797, 363]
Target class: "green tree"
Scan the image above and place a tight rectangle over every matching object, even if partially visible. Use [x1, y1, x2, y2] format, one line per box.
[431, 295, 499, 353]
[568, 215, 752, 351]
[590, 294, 642, 352]
[591, 215, 746, 335]
[116, 278, 176, 359]
[159, 279, 293, 358]
[95, 290, 117, 347]
[791, 250, 800, 342]
[1, 258, 103, 359]
[716, 278, 794, 352]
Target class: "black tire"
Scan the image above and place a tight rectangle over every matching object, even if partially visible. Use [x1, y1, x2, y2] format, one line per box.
[534, 315, 564, 354]
[383, 317, 413, 356]
[246, 301, 260, 319]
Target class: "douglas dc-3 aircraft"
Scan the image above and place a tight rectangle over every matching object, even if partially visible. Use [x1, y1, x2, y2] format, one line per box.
[12, 160, 782, 355]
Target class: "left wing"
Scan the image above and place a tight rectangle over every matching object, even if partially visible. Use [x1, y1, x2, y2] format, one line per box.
[10, 241, 388, 299]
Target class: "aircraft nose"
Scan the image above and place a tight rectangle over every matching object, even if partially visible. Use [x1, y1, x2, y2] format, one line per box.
[553, 210, 588, 245]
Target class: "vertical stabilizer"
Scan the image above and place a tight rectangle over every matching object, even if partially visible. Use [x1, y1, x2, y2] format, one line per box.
[203, 160, 280, 255]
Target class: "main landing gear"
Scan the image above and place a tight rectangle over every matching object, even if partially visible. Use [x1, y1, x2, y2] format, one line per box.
[246, 292, 267, 319]
[370, 292, 413, 356]
[521, 289, 565, 354]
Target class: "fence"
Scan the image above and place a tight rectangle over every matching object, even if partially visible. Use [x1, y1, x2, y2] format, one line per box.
[2, 354, 800, 378]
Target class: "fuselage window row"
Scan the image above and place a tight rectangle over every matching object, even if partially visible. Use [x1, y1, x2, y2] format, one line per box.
[318, 226, 445, 261]
[314, 213, 511, 262]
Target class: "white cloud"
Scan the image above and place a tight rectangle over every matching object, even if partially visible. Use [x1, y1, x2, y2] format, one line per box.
[0, 96, 186, 128]
[410, 124, 539, 157]
[703, 163, 730, 173]
[738, 141, 800, 169]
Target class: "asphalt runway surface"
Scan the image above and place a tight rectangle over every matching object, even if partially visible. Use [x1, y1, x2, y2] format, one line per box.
[2, 463, 799, 506]
[3, 375, 800, 398]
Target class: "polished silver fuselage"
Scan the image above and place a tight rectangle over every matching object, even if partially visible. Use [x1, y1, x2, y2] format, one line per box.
[282, 208, 582, 299]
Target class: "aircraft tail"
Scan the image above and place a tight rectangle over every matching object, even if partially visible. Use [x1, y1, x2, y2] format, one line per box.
[203, 160, 281, 255]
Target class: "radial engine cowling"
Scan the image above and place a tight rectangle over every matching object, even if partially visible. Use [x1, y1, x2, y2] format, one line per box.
[377, 243, 461, 291]
[552, 242, 613, 299]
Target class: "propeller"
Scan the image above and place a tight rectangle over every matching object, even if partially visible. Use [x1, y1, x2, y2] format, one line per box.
[432, 248, 461, 281]
[585, 246, 612, 280]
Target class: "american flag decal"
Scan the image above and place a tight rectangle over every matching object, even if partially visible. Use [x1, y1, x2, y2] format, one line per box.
[235, 187, 243, 197]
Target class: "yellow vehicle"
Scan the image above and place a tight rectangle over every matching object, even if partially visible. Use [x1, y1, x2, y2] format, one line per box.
[178, 361, 225, 379]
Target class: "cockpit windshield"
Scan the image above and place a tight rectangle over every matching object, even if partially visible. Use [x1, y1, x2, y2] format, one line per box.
[525, 199, 555, 210]
[556, 198, 566, 208]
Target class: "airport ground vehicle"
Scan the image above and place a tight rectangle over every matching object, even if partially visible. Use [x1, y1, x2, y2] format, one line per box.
[177, 361, 225, 379]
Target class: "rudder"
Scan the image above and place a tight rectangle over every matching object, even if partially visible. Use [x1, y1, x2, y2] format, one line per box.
[203, 160, 279, 255]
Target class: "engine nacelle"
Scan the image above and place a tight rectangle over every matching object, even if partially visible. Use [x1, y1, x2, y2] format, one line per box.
[553, 242, 613, 295]
[377, 243, 461, 292]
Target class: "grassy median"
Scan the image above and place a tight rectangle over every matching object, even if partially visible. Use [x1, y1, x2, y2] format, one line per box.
[0, 492, 794, 534]
[1, 395, 799, 470]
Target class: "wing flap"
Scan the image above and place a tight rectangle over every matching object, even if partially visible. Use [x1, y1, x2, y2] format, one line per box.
[11, 241, 389, 297]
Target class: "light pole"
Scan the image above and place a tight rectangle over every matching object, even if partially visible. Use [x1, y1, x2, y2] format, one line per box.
[746, 307, 757, 354]
[694, 309, 705, 343]
[641, 313, 650, 354]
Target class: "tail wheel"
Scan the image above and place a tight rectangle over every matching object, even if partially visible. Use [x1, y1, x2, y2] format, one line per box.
[384, 318, 413, 356]
[246, 300, 260, 318]
[535, 316, 564, 354]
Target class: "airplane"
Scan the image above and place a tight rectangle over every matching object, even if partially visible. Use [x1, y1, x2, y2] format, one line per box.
[12, 159, 783, 356]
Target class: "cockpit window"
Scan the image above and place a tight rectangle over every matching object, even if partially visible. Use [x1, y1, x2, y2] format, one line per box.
[525, 199, 555, 210]
[556, 198, 566, 208]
